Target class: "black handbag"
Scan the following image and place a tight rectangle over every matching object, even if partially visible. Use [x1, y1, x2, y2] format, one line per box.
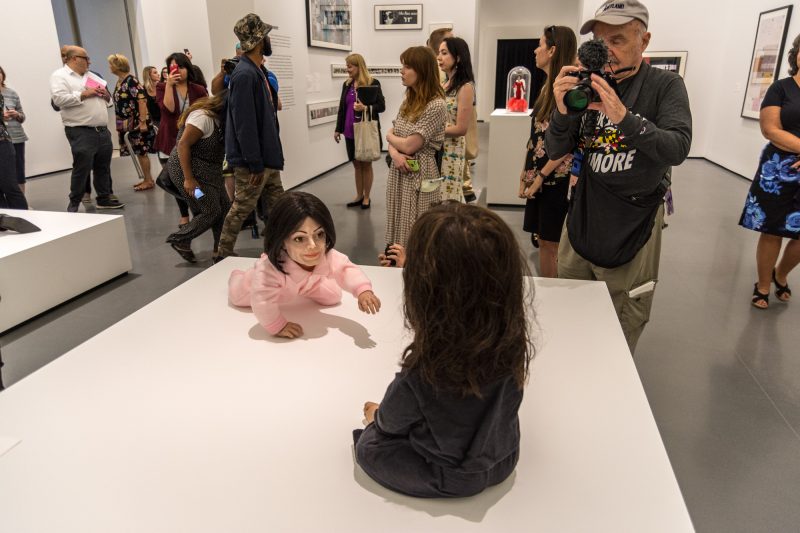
[155, 165, 183, 199]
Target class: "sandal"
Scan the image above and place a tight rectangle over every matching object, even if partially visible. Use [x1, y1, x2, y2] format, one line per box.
[170, 242, 197, 263]
[772, 269, 792, 302]
[134, 180, 155, 191]
[752, 283, 769, 309]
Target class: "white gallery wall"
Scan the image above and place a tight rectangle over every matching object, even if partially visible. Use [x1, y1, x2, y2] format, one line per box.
[0, 0, 72, 176]
[7, 0, 799, 182]
[578, 0, 800, 171]
[701, 2, 800, 177]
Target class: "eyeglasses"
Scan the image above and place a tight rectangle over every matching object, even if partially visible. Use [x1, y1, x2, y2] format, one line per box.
[73, 55, 90, 61]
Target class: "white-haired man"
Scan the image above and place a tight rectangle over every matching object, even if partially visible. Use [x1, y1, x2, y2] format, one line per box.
[546, 0, 692, 352]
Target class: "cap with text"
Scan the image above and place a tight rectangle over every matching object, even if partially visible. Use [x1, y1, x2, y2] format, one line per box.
[580, 0, 649, 35]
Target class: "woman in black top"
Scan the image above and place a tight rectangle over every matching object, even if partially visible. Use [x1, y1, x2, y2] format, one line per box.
[334, 53, 385, 209]
[519, 25, 577, 278]
[142, 66, 162, 126]
[740, 34, 800, 308]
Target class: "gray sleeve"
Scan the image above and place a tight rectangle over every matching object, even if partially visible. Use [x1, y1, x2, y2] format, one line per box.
[544, 108, 582, 159]
[617, 76, 692, 166]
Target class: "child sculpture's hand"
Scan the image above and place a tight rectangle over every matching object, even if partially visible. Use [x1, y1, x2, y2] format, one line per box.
[276, 322, 303, 339]
[363, 402, 379, 425]
[358, 290, 381, 314]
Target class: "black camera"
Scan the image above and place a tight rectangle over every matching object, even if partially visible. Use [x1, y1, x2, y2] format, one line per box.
[223, 57, 240, 76]
[384, 244, 396, 267]
[563, 39, 619, 115]
[564, 69, 618, 114]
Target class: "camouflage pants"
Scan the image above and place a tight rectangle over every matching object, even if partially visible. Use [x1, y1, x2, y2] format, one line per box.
[217, 166, 283, 257]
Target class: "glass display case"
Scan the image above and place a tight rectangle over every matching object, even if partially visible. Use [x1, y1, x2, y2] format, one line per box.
[506, 66, 531, 113]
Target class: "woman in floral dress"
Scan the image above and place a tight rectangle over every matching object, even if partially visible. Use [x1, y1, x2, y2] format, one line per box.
[739, 34, 800, 309]
[385, 46, 447, 248]
[436, 37, 475, 202]
[109, 54, 156, 191]
[518, 25, 577, 278]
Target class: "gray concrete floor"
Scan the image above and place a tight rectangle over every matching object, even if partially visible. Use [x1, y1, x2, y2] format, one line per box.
[2, 124, 799, 532]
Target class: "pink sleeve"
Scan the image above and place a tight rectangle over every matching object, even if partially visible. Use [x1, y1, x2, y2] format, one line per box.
[327, 249, 373, 297]
[229, 255, 289, 335]
[228, 267, 255, 307]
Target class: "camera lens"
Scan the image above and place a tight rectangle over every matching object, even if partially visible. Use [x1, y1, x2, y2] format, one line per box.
[565, 86, 592, 113]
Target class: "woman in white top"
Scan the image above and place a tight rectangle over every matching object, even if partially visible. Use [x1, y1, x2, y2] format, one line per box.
[166, 92, 229, 263]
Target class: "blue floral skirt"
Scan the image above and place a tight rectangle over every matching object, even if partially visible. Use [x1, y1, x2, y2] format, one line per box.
[739, 144, 800, 238]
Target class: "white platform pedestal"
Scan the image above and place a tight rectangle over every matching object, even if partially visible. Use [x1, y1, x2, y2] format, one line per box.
[0, 209, 132, 333]
[487, 108, 532, 206]
[0, 260, 692, 532]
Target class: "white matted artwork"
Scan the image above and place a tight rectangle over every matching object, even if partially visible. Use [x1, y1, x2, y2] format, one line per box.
[374, 4, 423, 30]
[428, 22, 453, 33]
[741, 5, 793, 119]
[306, 0, 352, 51]
[307, 99, 340, 127]
[643, 51, 687, 78]
[331, 64, 402, 78]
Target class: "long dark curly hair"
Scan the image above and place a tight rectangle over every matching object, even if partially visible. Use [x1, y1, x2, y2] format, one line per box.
[788, 34, 800, 76]
[400, 202, 535, 397]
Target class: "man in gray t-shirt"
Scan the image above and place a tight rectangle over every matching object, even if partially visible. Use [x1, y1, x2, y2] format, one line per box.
[545, 0, 692, 353]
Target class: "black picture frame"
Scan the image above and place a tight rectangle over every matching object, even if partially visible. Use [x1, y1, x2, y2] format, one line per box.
[374, 4, 423, 30]
[741, 5, 793, 119]
[306, 0, 352, 51]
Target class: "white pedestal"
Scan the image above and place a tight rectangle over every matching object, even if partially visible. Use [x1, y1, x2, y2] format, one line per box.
[0, 209, 132, 333]
[0, 259, 692, 532]
[487, 108, 532, 206]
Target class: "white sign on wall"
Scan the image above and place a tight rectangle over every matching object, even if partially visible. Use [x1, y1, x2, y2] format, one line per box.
[330, 64, 402, 78]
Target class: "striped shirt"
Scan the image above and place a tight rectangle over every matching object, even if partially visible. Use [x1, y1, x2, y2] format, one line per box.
[1, 87, 28, 143]
[0, 92, 10, 143]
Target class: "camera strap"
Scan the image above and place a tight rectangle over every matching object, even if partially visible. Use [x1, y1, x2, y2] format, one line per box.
[577, 62, 651, 152]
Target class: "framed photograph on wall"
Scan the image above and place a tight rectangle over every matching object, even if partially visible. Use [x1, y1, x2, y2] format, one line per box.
[374, 4, 423, 30]
[306, 0, 352, 51]
[307, 99, 340, 127]
[643, 51, 687, 78]
[741, 5, 793, 119]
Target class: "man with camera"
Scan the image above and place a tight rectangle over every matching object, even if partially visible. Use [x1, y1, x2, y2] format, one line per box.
[216, 13, 284, 260]
[545, 0, 692, 353]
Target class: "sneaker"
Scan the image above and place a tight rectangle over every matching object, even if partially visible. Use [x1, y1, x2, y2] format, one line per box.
[170, 242, 197, 263]
[81, 193, 92, 204]
[96, 198, 125, 210]
[67, 201, 80, 213]
[110, 194, 119, 202]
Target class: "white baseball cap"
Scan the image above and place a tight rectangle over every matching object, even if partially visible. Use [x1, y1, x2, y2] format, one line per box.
[580, 0, 650, 35]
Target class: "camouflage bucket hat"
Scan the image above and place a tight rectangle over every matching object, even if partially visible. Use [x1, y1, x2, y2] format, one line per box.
[234, 13, 275, 52]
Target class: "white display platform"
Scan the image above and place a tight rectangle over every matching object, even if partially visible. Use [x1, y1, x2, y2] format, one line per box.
[487, 108, 532, 206]
[0, 260, 693, 532]
[0, 209, 132, 333]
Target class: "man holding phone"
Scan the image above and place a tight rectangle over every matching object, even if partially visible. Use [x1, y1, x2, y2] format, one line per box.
[217, 13, 284, 260]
